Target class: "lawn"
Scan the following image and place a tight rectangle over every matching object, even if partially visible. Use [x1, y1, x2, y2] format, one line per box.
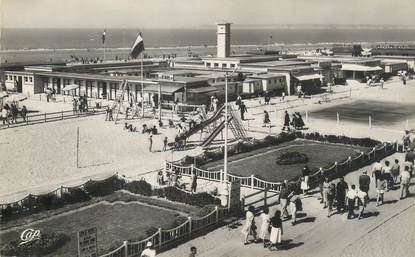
[311, 100, 415, 126]
[0, 192, 199, 257]
[202, 139, 368, 182]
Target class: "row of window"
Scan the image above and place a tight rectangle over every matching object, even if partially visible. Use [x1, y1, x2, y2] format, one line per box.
[5, 75, 33, 83]
[267, 78, 285, 84]
[206, 62, 236, 68]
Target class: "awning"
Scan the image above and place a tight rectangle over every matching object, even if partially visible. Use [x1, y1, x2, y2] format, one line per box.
[341, 64, 383, 72]
[294, 74, 323, 81]
[187, 86, 218, 94]
[144, 84, 183, 94]
[62, 84, 79, 91]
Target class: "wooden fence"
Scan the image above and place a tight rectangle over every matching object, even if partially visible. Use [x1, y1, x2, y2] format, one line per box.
[0, 108, 106, 129]
[166, 142, 397, 193]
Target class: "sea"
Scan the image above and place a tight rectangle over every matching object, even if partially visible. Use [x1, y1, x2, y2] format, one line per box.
[1, 28, 415, 64]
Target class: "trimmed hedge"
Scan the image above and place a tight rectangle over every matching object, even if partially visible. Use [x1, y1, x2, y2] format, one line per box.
[0, 232, 69, 257]
[153, 187, 221, 207]
[124, 180, 152, 196]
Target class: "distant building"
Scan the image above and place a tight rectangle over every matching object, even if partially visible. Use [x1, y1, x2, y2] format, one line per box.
[217, 22, 232, 58]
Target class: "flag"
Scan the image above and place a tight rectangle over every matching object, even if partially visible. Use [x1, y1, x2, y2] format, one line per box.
[101, 29, 106, 44]
[130, 33, 145, 59]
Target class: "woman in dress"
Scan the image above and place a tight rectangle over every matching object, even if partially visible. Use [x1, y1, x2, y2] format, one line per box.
[259, 207, 271, 248]
[269, 210, 283, 250]
[241, 205, 257, 245]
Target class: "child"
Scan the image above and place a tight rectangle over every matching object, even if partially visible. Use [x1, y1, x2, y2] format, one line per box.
[376, 175, 387, 206]
[259, 207, 271, 248]
[269, 210, 283, 250]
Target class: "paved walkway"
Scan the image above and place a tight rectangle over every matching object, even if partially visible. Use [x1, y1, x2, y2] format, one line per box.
[158, 153, 415, 257]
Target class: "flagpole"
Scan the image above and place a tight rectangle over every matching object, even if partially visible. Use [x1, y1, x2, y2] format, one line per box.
[141, 52, 144, 117]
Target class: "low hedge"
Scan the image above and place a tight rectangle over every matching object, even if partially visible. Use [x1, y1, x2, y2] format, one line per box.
[124, 180, 152, 196]
[153, 187, 221, 207]
[84, 176, 126, 197]
[0, 232, 69, 257]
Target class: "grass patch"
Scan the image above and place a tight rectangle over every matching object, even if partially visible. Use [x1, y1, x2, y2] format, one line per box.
[0, 191, 202, 257]
[202, 139, 368, 182]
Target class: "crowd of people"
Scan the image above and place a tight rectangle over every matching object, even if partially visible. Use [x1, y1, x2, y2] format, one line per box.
[1, 102, 28, 125]
[282, 110, 306, 131]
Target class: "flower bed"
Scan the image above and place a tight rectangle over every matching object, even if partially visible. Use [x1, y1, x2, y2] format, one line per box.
[0, 232, 69, 257]
[276, 151, 309, 165]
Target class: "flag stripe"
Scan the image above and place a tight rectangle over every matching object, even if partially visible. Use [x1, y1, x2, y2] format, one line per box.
[130, 34, 145, 59]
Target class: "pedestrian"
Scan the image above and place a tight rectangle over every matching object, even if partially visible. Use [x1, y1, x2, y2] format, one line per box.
[21, 105, 27, 122]
[163, 136, 168, 151]
[1, 107, 9, 125]
[191, 170, 197, 193]
[371, 160, 383, 188]
[382, 160, 393, 190]
[322, 177, 330, 208]
[263, 110, 271, 127]
[189, 246, 197, 257]
[108, 108, 114, 121]
[11, 103, 18, 123]
[379, 78, 384, 89]
[358, 170, 371, 200]
[239, 101, 247, 120]
[346, 184, 358, 219]
[264, 91, 270, 105]
[376, 175, 387, 206]
[336, 177, 348, 213]
[301, 165, 310, 195]
[290, 191, 301, 225]
[148, 134, 153, 152]
[157, 170, 164, 185]
[282, 110, 290, 131]
[281, 91, 285, 101]
[400, 166, 411, 199]
[318, 169, 325, 203]
[105, 106, 110, 121]
[259, 206, 271, 248]
[391, 159, 400, 185]
[278, 182, 290, 219]
[140, 242, 156, 257]
[268, 210, 283, 251]
[236, 95, 242, 106]
[241, 205, 257, 245]
[73, 99, 78, 114]
[327, 183, 336, 217]
[357, 189, 368, 220]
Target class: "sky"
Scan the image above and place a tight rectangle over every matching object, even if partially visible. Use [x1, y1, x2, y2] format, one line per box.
[1, 0, 415, 29]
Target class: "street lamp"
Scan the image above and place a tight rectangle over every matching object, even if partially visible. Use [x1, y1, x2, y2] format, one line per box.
[223, 66, 240, 184]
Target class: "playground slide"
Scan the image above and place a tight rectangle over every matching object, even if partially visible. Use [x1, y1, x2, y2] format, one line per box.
[179, 105, 225, 140]
[200, 116, 233, 147]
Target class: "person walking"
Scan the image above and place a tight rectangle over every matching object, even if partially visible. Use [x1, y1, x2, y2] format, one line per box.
[400, 166, 411, 199]
[278, 182, 290, 219]
[371, 160, 383, 188]
[263, 110, 271, 127]
[336, 177, 348, 214]
[268, 210, 283, 251]
[290, 192, 301, 225]
[1, 107, 9, 125]
[382, 160, 393, 190]
[191, 170, 197, 193]
[391, 159, 401, 185]
[163, 136, 168, 151]
[108, 108, 114, 121]
[281, 91, 285, 101]
[358, 170, 371, 200]
[241, 205, 257, 245]
[239, 101, 247, 120]
[148, 135, 153, 152]
[259, 207, 271, 248]
[357, 189, 368, 220]
[346, 184, 358, 219]
[318, 169, 325, 203]
[376, 175, 387, 206]
[322, 177, 330, 208]
[301, 165, 310, 195]
[21, 105, 27, 122]
[326, 183, 336, 217]
[282, 110, 290, 131]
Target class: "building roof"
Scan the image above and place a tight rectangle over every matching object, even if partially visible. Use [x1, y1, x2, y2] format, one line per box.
[249, 73, 286, 79]
[294, 74, 323, 81]
[187, 86, 218, 93]
[144, 84, 183, 94]
[341, 64, 383, 72]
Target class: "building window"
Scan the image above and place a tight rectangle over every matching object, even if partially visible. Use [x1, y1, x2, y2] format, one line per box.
[13, 76, 16, 81]
[24, 77, 28, 82]
[222, 63, 226, 68]
[230, 64, 235, 68]
[29, 77, 33, 82]
[214, 63, 219, 67]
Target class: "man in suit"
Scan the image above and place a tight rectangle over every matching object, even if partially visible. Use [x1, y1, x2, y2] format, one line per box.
[359, 170, 371, 200]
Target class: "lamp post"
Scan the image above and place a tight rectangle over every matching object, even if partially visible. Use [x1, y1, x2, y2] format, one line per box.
[223, 66, 239, 184]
